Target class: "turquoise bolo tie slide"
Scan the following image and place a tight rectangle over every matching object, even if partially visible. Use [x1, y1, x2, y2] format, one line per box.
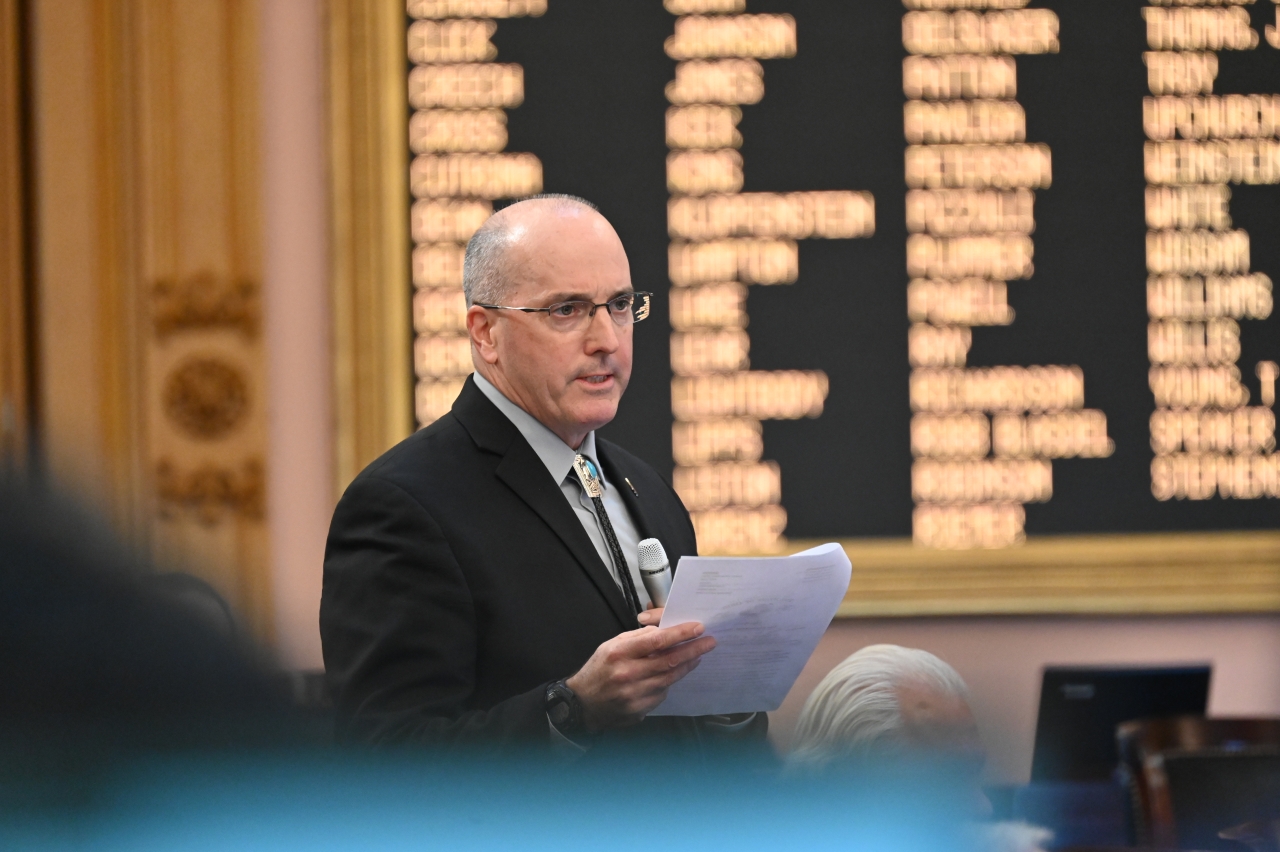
[573, 455, 602, 498]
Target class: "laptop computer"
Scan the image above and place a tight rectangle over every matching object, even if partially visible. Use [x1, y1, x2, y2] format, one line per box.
[1030, 664, 1212, 782]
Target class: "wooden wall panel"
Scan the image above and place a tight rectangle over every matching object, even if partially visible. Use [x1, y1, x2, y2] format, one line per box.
[31, 0, 123, 509]
[0, 0, 29, 467]
[136, 0, 271, 634]
[328, 0, 414, 495]
[30, 0, 271, 635]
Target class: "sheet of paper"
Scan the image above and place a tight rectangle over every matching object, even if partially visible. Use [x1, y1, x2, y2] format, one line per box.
[648, 542, 852, 717]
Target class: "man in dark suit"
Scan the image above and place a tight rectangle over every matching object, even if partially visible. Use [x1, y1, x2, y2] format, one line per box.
[321, 195, 764, 750]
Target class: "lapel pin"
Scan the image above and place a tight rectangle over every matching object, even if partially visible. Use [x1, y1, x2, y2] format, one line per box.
[625, 477, 639, 497]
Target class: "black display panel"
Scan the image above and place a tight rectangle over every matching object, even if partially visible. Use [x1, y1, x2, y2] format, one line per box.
[407, 0, 1280, 553]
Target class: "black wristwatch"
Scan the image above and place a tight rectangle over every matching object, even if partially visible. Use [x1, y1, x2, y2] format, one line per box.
[544, 679, 589, 738]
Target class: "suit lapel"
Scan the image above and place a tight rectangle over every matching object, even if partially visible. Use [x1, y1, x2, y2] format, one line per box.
[597, 444, 657, 542]
[453, 377, 636, 630]
[597, 442, 692, 578]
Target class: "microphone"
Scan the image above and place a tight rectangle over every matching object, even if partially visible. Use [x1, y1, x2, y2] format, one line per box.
[637, 538, 673, 608]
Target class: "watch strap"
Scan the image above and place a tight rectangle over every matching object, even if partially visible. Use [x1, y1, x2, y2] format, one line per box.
[544, 679, 588, 739]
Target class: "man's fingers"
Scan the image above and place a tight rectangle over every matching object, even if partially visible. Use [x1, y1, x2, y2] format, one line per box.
[630, 635, 714, 682]
[636, 606, 664, 627]
[633, 657, 703, 711]
[639, 620, 704, 654]
[616, 620, 701, 654]
[659, 634, 716, 666]
[660, 655, 701, 687]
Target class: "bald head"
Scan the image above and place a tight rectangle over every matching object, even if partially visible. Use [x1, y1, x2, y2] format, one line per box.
[463, 195, 609, 307]
[462, 194, 635, 449]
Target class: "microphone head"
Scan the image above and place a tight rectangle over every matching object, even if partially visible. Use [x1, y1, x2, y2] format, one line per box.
[637, 538, 670, 576]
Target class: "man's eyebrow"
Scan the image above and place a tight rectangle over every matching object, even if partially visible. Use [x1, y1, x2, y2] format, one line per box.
[542, 289, 635, 303]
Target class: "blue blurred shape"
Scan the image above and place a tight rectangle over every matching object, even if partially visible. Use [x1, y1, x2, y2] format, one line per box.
[1013, 780, 1129, 850]
[1, 751, 974, 852]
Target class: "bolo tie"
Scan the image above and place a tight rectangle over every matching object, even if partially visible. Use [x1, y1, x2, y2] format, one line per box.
[572, 454, 643, 616]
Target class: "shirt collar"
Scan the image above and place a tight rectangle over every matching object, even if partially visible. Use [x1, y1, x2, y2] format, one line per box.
[473, 371, 600, 485]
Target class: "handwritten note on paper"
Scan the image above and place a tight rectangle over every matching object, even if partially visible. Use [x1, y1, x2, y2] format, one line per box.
[648, 543, 852, 717]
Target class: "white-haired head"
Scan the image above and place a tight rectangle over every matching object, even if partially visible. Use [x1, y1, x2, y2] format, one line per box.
[788, 644, 976, 771]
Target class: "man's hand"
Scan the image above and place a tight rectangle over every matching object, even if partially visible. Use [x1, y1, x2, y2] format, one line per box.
[565, 620, 714, 731]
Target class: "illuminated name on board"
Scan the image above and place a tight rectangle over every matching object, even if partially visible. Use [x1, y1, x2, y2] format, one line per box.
[1141, 0, 1280, 505]
[902, 3, 1112, 549]
[398, 0, 1280, 550]
[664, 3, 874, 554]
[406, 1, 545, 427]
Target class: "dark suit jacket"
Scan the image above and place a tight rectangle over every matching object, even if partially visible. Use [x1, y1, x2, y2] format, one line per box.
[321, 376, 766, 750]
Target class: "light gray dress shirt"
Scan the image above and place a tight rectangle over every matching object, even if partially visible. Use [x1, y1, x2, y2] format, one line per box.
[473, 372, 651, 609]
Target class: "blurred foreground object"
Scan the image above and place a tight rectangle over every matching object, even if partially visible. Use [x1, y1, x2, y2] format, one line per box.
[0, 477, 974, 851]
[0, 476, 294, 811]
[1, 749, 965, 852]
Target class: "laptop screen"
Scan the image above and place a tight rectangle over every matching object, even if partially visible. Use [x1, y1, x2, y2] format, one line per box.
[1030, 665, 1212, 782]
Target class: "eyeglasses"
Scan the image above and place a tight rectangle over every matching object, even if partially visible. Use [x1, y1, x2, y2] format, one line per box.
[475, 291, 652, 332]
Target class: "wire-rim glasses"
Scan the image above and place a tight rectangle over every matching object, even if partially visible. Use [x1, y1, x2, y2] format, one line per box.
[475, 291, 652, 332]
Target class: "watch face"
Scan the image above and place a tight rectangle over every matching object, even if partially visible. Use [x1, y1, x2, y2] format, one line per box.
[548, 699, 570, 726]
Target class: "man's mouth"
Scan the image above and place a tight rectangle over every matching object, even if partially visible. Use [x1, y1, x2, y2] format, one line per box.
[579, 373, 612, 386]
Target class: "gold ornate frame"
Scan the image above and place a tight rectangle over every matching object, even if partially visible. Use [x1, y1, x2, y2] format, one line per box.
[327, 0, 414, 496]
[786, 532, 1280, 617]
[326, 2, 1280, 616]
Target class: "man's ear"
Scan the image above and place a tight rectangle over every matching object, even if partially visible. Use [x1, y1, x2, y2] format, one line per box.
[467, 304, 500, 365]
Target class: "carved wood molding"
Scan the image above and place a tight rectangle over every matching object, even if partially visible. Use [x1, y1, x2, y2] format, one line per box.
[785, 532, 1280, 616]
[152, 273, 261, 339]
[156, 457, 265, 525]
[162, 357, 251, 440]
[328, 0, 414, 496]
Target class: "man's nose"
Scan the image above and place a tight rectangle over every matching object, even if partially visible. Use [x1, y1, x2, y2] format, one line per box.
[582, 306, 621, 352]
